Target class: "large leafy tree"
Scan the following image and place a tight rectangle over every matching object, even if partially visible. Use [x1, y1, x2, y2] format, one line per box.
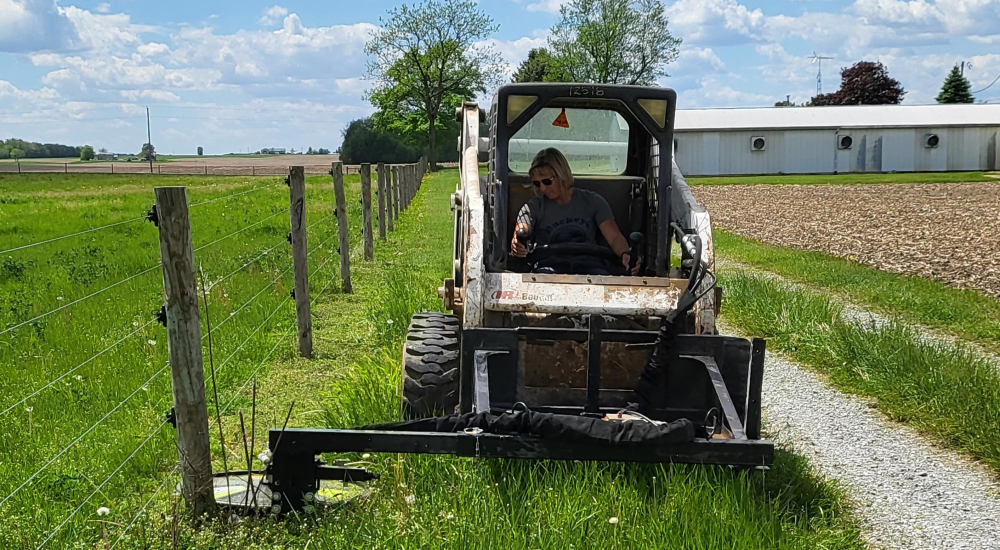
[809, 61, 905, 105]
[513, 48, 569, 83]
[80, 145, 95, 161]
[140, 142, 156, 161]
[936, 65, 974, 103]
[549, 0, 680, 85]
[365, 0, 504, 170]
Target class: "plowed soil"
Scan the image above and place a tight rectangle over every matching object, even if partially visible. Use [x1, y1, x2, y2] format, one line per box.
[695, 182, 1000, 300]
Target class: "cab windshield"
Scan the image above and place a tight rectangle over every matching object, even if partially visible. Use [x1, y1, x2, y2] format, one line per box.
[508, 107, 629, 175]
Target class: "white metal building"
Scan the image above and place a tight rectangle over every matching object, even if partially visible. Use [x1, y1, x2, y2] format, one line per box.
[673, 104, 1000, 176]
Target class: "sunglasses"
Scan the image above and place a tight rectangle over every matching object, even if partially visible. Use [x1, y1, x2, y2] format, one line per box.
[532, 178, 555, 188]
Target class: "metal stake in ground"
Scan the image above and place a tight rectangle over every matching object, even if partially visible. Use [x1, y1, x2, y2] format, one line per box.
[332, 162, 353, 293]
[360, 163, 374, 261]
[153, 186, 217, 517]
[376, 162, 387, 240]
[288, 166, 313, 358]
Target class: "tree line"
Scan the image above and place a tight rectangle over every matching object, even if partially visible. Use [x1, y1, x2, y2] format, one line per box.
[0, 139, 82, 160]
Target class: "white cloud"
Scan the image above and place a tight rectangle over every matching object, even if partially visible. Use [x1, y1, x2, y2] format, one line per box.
[0, 0, 76, 52]
[137, 42, 170, 58]
[258, 5, 288, 26]
[665, 0, 766, 46]
[120, 89, 181, 102]
[94, 2, 110, 13]
[525, 0, 566, 13]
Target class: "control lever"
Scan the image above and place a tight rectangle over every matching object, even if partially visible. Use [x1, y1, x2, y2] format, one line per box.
[627, 232, 643, 272]
[515, 228, 533, 256]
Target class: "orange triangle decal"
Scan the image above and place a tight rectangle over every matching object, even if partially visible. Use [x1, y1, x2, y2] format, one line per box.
[552, 108, 569, 128]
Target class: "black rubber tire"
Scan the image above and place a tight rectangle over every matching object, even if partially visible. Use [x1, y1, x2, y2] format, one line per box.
[401, 312, 460, 418]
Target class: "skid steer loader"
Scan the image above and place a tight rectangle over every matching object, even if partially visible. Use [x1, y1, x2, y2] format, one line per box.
[264, 84, 772, 512]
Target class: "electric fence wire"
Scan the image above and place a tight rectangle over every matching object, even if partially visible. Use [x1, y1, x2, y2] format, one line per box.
[35, 421, 170, 549]
[210, 295, 292, 383]
[109, 330, 291, 550]
[0, 319, 159, 418]
[188, 182, 278, 209]
[0, 364, 170, 509]
[193, 210, 285, 253]
[206, 236, 290, 290]
[0, 216, 146, 256]
[201, 261, 294, 340]
[0, 263, 162, 337]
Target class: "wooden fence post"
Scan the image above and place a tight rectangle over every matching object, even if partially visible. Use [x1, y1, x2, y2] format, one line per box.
[391, 165, 401, 219]
[331, 162, 353, 293]
[385, 164, 395, 232]
[288, 167, 313, 358]
[360, 163, 374, 260]
[153, 186, 217, 517]
[376, 162, 387, 240]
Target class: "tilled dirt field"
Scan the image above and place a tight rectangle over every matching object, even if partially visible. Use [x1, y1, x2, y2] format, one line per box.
[695, 182, 1000, 299]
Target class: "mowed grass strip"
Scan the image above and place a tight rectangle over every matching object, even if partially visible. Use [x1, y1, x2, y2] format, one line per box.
[0, 172, 349, 546]
[114, 169, 865, 549]
[688, 171, 993, 186]
[715, 230, 1000, 351]
[720, 271, 1000, 474]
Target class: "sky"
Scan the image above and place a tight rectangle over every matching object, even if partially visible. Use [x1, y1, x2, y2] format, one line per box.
[0, 0, 998, 154]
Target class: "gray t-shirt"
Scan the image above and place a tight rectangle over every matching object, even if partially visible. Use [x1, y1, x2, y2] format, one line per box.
[517, 188, 614, 246]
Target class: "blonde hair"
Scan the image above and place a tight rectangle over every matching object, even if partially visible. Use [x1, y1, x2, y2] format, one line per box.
[529, 148, 574, 191]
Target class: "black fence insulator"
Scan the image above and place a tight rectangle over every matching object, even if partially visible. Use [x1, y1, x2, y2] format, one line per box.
[145, 204, 159, 227]
[155, 305, 167, 327]
[336, 247, 341, 255]
[284, 175, 291, 187]
[290, 289, 296, 299]
[286, 232, 292, 244]
[165, 407, 176, 428]
[328, 168, 334, 176]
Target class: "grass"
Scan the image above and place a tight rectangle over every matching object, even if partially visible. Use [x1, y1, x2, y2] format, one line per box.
[715, 230, 1000, 351]
[688, 171, 993, 186]
[103, 170, 867, 549]
[0, 171, 350, 547]
[720, 271, 1000, 475]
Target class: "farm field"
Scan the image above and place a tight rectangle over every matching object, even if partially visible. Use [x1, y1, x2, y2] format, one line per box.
[695, 181, 1000, 299]
[0, 169, 866, 548]
[0, 171, 349, 547]
[0, 154, 342, 175]
[688, 171, 996, 186]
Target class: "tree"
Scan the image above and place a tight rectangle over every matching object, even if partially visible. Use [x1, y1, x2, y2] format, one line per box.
[140, 143, 156, 161]
[548, 0, 680, 85]
[80, 145, 95, 161]
[936, 65, 974, 104]
[339, 118, 421, 165]
[513, 48, 569, 83]
[197, 146, 204, 156]
[365, 0, 504, 170]
[808, 61, 905, 106]
[10, 148, 21, 161]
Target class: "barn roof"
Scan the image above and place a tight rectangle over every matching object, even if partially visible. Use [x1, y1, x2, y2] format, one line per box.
[674, 103, 1000, 132]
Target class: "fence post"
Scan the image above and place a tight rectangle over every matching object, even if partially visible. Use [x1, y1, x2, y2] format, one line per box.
[407, 165, 415, 207]
[64, 163, 68, 174]
[288, 166, 313, 358]
[385, 164, 395, 233]
[252, 166, 256, 176]
[376, 162, 387, 240]
[360, 164, 374, 260]
[153, 186, 217, 517]
[111, 163, 114, 174]
[331, 162, 353, 293]
[391, 165, 401, 219]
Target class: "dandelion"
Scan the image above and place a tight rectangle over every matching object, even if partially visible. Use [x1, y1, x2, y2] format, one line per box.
[97, 507, 110, 516]
[141, 386, 149, 392]
[387, 319, 394, 325]
[132, 321, 139, 327]
[362, 453, 371, 460]
[56, 296, 64, 301]
[609, 517, 619, 524]
[147, 339, 156, 346]
[404, 494, 416, 505]
[25, 406, 32, 413]
[75, 375, 83, 381]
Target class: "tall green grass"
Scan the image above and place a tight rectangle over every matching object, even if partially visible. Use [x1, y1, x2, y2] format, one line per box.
[722, 271, 1000, 473]
[715, 230, 1000, 351]
[0, 172, 349, 546]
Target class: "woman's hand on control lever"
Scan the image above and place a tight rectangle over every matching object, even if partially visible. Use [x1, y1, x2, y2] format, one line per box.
[621, 253, 641, 275]
[511, 223, 530, 258]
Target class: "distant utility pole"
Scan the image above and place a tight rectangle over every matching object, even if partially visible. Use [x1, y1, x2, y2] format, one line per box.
[146, 106, 153, 174]
[809, 52, 835, 95]
[960, 60, 973, 76]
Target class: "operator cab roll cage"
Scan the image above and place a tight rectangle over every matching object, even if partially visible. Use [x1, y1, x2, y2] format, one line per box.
[485, 84, 677, 277]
